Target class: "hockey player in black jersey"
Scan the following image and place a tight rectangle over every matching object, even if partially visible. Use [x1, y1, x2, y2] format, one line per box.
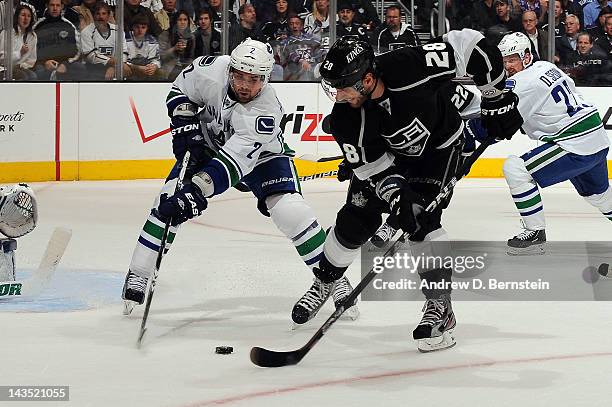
[291, 31, 523, 352]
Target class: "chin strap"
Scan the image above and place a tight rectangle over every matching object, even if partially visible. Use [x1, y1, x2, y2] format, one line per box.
[354, 74, 379, 99]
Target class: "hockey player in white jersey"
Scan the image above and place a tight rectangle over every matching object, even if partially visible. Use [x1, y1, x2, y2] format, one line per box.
[122, 39, 359, 323]
[494, 32, 610, 254]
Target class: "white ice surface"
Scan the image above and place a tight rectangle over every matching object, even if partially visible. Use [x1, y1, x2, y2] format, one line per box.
[1, 179, 611, 407]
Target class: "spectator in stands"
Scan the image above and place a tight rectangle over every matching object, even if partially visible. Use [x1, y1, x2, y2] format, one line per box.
[33, 0, 84, 80]
[494, 0, 524, 31]
[252, 0, 277, 22]
[155, 0, 178, 32]
[159, 9, 195, 79]
[124, 0, 162, 37]
[73, 0, 115, 31]
[206, 0, 237, 33]
[519, 0, 543, 17]
[141, 0, 163, 13]
[374, 4, 419, 54]
[60, 0, 80, 27]
[193, 8, 220, 56]
[278, 14, 324, 80]
[350, 0, 381, 30]
[594, 14, 612, 54]
[522, 10, 549, 58]
[556, 13, 581, 63]
[336, 1, 368, 41]
[584, 0, 612, 27]
[260, 0, 292, 42]
[569, 31, 611, 83]
[155, 0, 194, 31]
[125, 15, 164, 79]
[229, 3, 260, 51]
[540, 0, 566, 37]
[472, 0, 497, 31]
[304, 0, 330, 41]
[587, 5, 612, 40]
[81, 2, 127, 80]
[0, 4, 38, 79]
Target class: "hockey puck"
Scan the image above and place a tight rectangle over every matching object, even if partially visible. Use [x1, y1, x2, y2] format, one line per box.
[598, 263, 610, 278]
[215, 346, 233, 354]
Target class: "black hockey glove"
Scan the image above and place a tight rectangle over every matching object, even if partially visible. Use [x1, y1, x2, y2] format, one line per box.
[337, 159, 352, 182]
[376, 175, 427, 236]
[480, 90, 523, 141]
[170, 116, 208, 164]
[388, 187, 428, 236]
[156, 184, 208, 226]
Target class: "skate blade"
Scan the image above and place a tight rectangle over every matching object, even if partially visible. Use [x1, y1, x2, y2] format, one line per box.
[417, 329, 456, 353]
[339, 305, 360, 321]
[123, 300, 137, 316]
[507, 243, 545, 256]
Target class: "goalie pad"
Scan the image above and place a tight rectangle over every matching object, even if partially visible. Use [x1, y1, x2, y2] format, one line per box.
[0, 184, 38, 238]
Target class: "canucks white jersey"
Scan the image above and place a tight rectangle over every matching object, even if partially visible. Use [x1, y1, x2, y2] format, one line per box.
[508, 61, 609, 155]
[169, 55, 290, 188]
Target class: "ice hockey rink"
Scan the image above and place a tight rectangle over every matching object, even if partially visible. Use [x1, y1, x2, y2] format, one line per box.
[2, 178, 612, 407]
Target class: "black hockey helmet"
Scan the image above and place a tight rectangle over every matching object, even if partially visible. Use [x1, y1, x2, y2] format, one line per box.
[318, 35, 376, 90]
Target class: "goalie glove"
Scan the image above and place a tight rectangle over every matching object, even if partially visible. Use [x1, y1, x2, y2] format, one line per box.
[0, 184, 38, 238]
[480, 90, 523, 140]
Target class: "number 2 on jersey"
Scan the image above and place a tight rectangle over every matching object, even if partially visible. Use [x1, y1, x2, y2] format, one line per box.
[551, 80, 589, 117]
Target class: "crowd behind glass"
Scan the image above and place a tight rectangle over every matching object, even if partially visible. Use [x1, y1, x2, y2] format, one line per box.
[0, 0, 610, 84]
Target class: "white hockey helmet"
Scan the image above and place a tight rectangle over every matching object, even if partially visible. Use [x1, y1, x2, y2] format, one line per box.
[498, 32, 533, 68]
[229, 38, 275, 84]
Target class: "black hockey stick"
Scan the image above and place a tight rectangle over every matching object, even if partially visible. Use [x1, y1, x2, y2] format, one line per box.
[137, 151, 191, 348]
[250, 137, 495, 367]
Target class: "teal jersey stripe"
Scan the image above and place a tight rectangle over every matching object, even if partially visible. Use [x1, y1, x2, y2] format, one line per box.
[214, 155, 240, 186]
[526, 147, 565, 172]
[541, 111, 602, 142]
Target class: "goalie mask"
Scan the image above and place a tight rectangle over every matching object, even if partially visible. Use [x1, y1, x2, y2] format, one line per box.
[318, 35, 376, 101]
[0, 184, 38, 238]
[498, 32, 533, 71]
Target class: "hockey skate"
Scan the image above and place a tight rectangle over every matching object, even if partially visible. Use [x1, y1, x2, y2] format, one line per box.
[507, 228, 546, 256]
[413, 296, 456, 352]
[332, 276, 360, 321]
[291, 277, 335, 327]
[370, 221, 399, 248]
[122, 270, 148, 315]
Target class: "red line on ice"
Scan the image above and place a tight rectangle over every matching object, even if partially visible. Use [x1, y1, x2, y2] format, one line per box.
[181, 351, 612, 406]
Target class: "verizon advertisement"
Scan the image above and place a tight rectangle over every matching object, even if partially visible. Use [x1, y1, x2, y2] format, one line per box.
[0, 83, 610, 181]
